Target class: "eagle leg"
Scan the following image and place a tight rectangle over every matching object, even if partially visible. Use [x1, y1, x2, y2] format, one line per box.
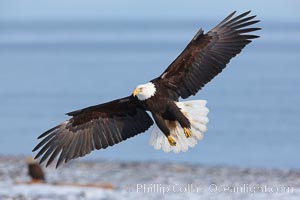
[167, 135, 176, 146]
[183, 127, 192, 138]
[152, 113, 177, 146]
[167, 102, 192, 139]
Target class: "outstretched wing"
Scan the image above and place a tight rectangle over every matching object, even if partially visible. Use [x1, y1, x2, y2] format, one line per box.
[159, 11, 260, 99]
[33, 96, 153, 168]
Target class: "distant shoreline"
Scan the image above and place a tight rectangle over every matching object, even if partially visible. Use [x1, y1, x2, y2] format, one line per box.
[1, 154, 299, 171]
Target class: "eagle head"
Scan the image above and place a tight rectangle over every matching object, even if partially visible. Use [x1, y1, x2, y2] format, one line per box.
[133, 82, 156, 101]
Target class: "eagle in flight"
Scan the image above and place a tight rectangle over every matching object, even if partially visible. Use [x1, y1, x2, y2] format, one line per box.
[33, 11, 260, 167]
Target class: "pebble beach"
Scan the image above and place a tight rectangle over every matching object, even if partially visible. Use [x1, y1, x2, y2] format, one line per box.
[0, 156, 299, 200]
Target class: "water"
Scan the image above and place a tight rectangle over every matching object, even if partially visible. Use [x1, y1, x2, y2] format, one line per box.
[0, 18, 299, 169]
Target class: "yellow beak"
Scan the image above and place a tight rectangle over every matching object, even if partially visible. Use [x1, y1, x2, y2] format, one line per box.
[133, 88, 140, 97]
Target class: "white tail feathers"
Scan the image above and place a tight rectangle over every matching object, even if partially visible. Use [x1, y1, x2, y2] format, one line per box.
[148, 100, 209, 153]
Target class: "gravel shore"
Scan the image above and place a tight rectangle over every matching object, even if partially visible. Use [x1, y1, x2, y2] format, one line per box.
[0, 155, 299, 200]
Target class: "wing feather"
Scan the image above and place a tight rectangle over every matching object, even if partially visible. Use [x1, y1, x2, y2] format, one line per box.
[158, 11, 260, 99]
[33, 96, 153, 167]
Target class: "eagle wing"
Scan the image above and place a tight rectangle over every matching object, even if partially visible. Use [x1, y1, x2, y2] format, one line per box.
[33, 96, 153, 168]
[159, 11, 260, 99]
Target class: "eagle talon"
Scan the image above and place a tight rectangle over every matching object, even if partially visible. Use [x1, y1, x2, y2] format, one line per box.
[184, 128, 192, 138]
[167, 136, 176, 146]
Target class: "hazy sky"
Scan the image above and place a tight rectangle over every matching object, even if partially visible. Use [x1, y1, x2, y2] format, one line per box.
[1, 0, 299, 22]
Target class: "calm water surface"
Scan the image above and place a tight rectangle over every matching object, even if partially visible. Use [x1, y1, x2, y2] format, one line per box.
[0, 19, 299, 169]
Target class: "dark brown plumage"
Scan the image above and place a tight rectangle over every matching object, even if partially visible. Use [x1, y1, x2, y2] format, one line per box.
[33, 96, 153, 167]
[27, 158, 45, 182]
[158, 10, 260, 99]
[33, 11, 260, 167]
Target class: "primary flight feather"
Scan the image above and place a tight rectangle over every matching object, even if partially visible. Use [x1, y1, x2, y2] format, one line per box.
[33, 11, 260, 167]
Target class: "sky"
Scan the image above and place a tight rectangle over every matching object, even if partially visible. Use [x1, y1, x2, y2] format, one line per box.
[0, 0, 299, 22]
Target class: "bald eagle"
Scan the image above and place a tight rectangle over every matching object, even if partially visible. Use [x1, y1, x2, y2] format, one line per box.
[26, 157, 45, 183]
[33, 11, 260, 167]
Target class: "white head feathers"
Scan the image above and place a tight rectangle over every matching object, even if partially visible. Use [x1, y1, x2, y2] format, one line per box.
[133, 82, 156, 101]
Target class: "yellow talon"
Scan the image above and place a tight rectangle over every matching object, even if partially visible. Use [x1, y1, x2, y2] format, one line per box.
[167, 135, 176, 146]
[184, 128, 192, 138]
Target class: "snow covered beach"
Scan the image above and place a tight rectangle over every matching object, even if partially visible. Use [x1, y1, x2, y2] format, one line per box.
[0, 156, 299, 200]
